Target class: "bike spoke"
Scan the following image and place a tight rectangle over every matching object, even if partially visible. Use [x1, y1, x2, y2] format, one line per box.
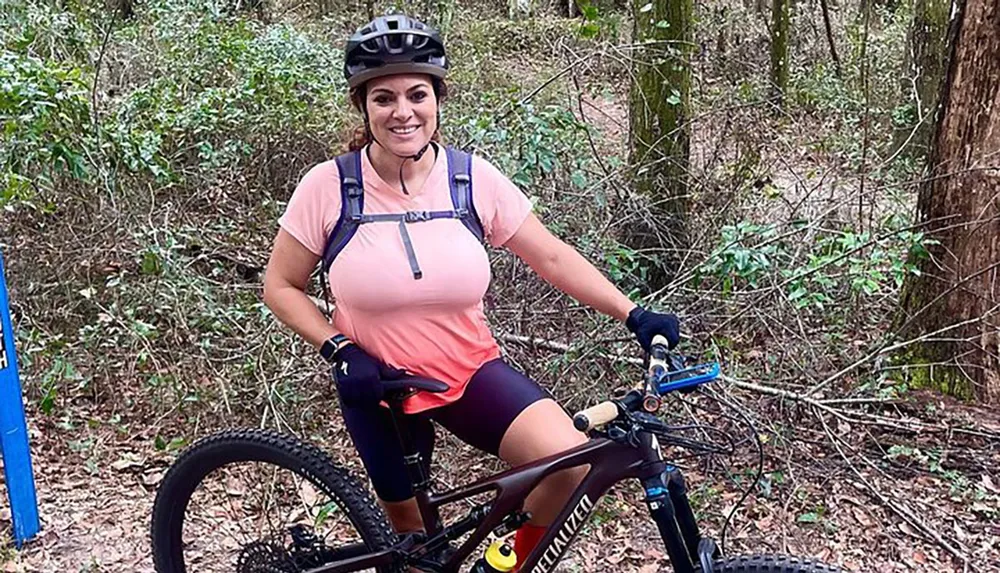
[176, 460, 370, 573]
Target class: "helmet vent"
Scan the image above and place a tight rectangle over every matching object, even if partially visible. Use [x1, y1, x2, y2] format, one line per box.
[344, 15, 449, 88]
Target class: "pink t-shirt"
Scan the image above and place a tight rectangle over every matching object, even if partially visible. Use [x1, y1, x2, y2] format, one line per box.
[278, 145, 532, 413]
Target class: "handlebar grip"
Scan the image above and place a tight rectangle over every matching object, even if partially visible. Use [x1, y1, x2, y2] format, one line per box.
[649, 334, 670, 379]
[572, 401, 620, 432]
[651, 334, 670, 354]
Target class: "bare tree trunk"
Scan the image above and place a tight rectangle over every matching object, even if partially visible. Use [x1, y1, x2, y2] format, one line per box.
[110, 0, 134, 19]
[819, 0, 842, 77]
[627, 0, 693, 283]
[895, 0, 951, 158]
[898, 0, 1000, 403]
[769, 0, 790, 105]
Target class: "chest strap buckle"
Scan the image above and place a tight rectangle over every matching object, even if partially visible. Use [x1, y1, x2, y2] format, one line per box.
[404, 210, 433, 223]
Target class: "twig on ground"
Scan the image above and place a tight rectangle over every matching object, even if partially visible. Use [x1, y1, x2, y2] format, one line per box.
[817, 411, 972, 569]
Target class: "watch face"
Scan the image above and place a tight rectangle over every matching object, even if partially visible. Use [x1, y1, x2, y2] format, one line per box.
[321, 340, 337, 361]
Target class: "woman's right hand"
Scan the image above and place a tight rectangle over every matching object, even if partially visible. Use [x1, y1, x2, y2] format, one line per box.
[332, 344, 405, 407]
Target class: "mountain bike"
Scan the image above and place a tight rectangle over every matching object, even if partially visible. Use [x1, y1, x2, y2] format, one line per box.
[150, 335, 840, 573]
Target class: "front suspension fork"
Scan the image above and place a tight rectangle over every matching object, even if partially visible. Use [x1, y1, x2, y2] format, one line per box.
[642, 466, 717, 573]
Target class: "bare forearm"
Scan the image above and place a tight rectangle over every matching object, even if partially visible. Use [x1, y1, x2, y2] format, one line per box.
[526, 240, 636, 322]
[263, 283, 340, 349]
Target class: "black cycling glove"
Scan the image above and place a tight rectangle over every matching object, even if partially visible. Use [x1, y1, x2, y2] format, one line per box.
[332, 344, 405, 407]
[626, 306, 681, 351]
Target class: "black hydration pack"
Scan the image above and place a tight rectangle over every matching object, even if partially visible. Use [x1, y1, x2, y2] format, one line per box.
[319, 146, 485, 285]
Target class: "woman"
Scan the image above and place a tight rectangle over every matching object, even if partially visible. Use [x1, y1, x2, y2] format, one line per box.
[262, 14, 680, 566]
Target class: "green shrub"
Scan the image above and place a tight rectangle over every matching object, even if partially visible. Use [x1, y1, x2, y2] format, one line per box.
[695, 218, 932, 310]
[107, 5, 347, 184]
[452, 92, 595, 191]
[0, 51, 92, 208]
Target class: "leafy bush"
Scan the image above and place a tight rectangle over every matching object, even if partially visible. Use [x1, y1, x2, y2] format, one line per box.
[1, 0, 96, 63]
[699, 222, 781, 293]
[107, 3, 347, 185]
[696, 219, 932, 310]
[453, 93, 596, 191]
[0, 51, 92, 208]
[1, 1, 360, 425]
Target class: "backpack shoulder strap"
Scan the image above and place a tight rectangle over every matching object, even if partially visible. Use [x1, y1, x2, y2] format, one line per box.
[321, 150, 364, 273]
[446, 146, 484, 243]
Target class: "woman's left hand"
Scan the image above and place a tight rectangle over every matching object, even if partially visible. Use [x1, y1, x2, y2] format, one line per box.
[626, 306, 681, 351]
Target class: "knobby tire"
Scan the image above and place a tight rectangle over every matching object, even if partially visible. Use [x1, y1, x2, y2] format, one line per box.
[708, 554, 842, 572]
[150, 428, 398, 573]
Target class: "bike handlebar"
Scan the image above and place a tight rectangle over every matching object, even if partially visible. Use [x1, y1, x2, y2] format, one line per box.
[572, 401, 620, 432]
[572, 334, 671, 432]
[647, 334, 670, 388]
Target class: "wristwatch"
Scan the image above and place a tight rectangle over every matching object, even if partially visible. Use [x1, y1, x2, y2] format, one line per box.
[320, 333, 351, 363]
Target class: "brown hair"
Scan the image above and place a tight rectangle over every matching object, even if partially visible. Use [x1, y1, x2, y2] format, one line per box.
[345, 78, 449, 152]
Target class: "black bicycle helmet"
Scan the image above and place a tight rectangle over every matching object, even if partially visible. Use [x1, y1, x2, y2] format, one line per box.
[344, 15, 448, 89]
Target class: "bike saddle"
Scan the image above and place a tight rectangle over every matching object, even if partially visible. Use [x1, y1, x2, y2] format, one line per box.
[383, 376, 449, 396]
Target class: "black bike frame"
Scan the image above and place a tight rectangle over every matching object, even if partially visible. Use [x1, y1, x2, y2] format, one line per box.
[307, 401, 706, 573]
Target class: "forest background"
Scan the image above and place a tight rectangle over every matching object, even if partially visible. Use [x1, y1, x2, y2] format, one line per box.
[1, 0, 998, 571]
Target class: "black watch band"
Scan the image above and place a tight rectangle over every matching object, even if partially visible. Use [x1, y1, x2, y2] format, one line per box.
[320, 334, 350, 363]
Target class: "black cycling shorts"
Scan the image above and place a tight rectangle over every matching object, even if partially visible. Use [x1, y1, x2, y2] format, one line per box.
[339, 358, 550, 503]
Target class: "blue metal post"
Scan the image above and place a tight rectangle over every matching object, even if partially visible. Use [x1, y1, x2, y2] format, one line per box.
[0, 249, 40, 547]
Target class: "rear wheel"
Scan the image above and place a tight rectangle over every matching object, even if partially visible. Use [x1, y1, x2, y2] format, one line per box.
[151, 428, 398, 573]
[710, 554, 841, 572]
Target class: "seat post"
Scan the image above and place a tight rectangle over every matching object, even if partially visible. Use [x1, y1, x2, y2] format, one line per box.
[384, 397, 430, 492]
[384, 395, 443, 534]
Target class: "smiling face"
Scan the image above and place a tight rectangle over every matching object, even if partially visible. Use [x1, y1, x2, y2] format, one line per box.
[363, 74, 438, 157]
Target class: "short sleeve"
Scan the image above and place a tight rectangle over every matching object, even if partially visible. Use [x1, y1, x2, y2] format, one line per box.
[470, 156, 533, 247]
[277, 160, 342, 256]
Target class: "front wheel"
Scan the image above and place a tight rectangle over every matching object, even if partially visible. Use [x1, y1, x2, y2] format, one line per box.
[150, 428, 398, 572]
[710, 554, 841, 572]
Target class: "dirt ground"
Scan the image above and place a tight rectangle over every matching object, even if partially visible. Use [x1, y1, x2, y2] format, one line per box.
[1, 386, 997, 573]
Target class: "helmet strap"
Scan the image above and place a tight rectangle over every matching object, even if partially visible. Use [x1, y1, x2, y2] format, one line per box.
[363, 110, 434, 196]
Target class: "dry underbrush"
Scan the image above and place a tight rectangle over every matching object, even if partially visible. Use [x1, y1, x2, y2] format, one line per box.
[1, 1, 998, 571]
